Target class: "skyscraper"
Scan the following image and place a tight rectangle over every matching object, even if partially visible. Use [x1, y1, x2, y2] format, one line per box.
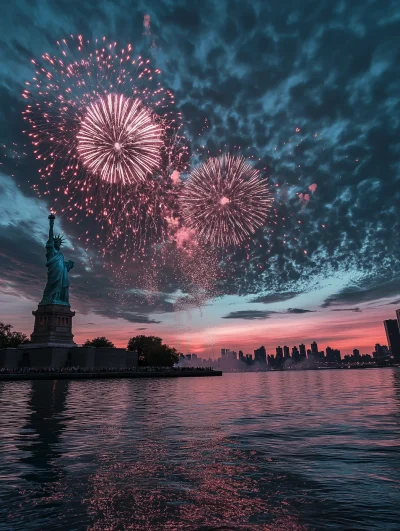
[283, 346, 290, 358]
[275, 346, 284, 368]
[254, 346, 267, 364]
[311, 341, 318, 355]
[299, 344, 306, 360]
[384, 319, 400, 360]
[292, 346, 300, 362]
[374, 344, 384, 359]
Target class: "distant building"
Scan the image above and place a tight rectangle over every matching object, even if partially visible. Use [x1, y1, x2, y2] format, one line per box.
[283, 346, 290, 359]
[238, 350, 245, 362]
[353, 349, 360, 359]
[306, 348, 312, 359]
[185, 354, 192, 361]
[292, 346, 300, 362]
[275, 346, 284, 368]
[192, 353, 198, 360]
[221, 348, 228, 357]
[299, 344, 306, 361]
[311, 341, 318, 355]
[384, 319, 400, 360]
[254, 346, 267, 364]
[397, 309, 400, 331]
[373, 344, 389, 359]
[326, 347, 341, 363]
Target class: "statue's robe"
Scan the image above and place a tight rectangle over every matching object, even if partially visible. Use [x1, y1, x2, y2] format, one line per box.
[40, 243, 70, 305]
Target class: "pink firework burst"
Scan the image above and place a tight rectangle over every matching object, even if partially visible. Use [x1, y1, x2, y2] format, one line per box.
[179, 154, 273, 247]
[22, 35, 185, 197]
[77, 93, 163, 185]
[22, 36, 188, 260]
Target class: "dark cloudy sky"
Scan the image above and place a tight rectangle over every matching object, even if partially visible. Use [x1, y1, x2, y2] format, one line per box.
[1, 0, 400, 356]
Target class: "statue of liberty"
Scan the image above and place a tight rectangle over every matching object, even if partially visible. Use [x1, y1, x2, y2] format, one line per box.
[40, 214, 74, 306]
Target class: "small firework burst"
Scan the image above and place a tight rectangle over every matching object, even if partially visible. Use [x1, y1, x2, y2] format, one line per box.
[179, 154, 273, 247]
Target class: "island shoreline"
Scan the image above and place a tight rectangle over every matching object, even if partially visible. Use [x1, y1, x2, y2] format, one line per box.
[0, 370, 222, 381]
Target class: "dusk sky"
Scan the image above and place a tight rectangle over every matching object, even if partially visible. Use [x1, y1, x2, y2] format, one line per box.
[1, 0, 400, 357]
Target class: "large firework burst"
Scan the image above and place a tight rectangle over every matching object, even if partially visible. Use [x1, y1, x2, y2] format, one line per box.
[179, 154, 273, 247]
[22, 37, 175, 186]
[22, 35, 188, 259]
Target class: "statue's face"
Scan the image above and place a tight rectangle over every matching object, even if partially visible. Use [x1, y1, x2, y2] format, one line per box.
[54, 240, 61, 250]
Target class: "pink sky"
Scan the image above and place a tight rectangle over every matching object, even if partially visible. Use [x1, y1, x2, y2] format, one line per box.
[5, 291, 393, 358]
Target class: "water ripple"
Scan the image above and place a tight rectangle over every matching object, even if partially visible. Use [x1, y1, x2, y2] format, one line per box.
[0, 369, 399, 530]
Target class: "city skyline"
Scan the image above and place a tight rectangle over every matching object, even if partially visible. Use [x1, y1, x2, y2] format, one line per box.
[179, 308, 400, 360]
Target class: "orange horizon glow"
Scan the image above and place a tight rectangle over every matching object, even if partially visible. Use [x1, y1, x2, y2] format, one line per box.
[6, 302, 392, 359]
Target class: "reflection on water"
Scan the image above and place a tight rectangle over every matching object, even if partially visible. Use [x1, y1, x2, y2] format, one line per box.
[0, 369, 400, 530]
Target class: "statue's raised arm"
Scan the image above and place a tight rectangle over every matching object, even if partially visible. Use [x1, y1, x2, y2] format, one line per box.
[46, 213, 56, 261]
[47, 213, 55, 244]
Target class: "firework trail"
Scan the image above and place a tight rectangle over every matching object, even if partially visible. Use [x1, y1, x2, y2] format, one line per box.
[179, 154, 273, 247]
[170, 227, 220, 311]
[22, 35, 188, 259]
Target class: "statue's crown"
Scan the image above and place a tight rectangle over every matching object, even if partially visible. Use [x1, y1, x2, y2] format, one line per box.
[54, 234, 64, 246]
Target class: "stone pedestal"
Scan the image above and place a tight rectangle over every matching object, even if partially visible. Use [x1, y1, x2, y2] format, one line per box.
[30, 304, 76, 347]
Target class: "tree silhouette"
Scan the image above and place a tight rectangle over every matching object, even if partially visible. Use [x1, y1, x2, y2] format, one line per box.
[83, 336, 115, 348]
[127, 335, 179, 367]
[0, 322, 28, 348]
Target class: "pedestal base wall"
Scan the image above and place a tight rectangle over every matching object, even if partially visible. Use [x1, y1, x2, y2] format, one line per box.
[0, 347, 138, 369]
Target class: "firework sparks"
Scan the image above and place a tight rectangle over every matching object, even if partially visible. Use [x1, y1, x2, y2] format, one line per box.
[179, 154, 273, 247]
[77, 94, 163, 185]
[22, 36, 188, 260]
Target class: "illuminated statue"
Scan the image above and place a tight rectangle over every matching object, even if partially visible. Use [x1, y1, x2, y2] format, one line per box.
[40, 214, 74, 306]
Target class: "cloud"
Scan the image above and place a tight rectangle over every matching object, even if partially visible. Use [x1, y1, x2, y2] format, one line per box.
[331, 308, 361, 313]
[137, 327, 148, 330]
[222, 310, 276, 320]
[322, 277, 400, 308]
[286, 308, 315, 314]
[92, 310, 161, 324]
[250, 292, 299, 304]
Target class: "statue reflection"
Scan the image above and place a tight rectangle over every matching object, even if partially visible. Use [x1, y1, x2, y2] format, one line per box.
[19, 380, 69, 490]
